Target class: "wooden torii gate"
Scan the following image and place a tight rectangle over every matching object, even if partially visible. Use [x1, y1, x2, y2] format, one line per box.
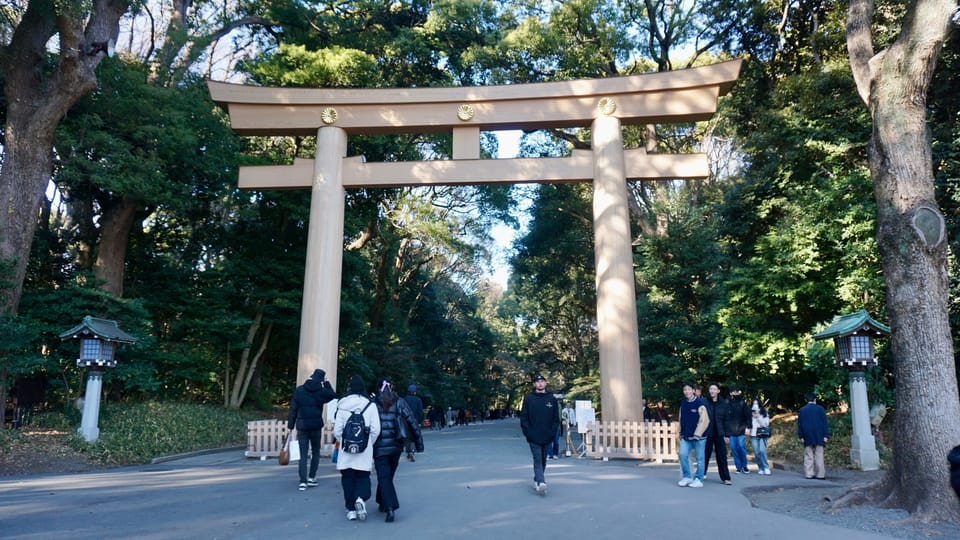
[208, 59, 741, 422]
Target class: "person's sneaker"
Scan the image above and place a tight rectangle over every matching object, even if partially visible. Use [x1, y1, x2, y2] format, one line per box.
[742, 469, 750, 474]
[407, 453, 415, 462]
[764, 469, 772, 475]
[355, 497, 367, 521]
[677, 477, 693, 487]
[307, 478, 318, 487]
[298, 482, 307, 491]
[536, 482, 547, 495]
[734, 469, 742, 474]
[722, 479, 732, 485]
[533, 481, 539, 491]
[346, 510, 357, 521]
[689, 479, 704, 488]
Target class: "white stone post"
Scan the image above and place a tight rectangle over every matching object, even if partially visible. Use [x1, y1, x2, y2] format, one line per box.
[848, 371, 880, 470]
[78, 370, 103, 442]
[297, 126, 347, 388]
[591, 114, 644, 423]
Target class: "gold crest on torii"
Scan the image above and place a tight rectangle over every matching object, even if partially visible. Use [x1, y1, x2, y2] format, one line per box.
[208, 59, 741, 423]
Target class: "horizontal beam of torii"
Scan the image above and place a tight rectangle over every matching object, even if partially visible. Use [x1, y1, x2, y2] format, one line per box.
[207, 59, 742, 422]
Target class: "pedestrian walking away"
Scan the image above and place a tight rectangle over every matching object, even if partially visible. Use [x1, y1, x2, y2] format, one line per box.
[703, 382, 733, 485]
[520, 374, 560, 495]
[373, 378, 424, 523]
[287, 368, 336, 491]
[678, 381, 709, 487]
[334, 375, 381, 521]
[797, 392, 829, 480]
[403, 384, 424, 461]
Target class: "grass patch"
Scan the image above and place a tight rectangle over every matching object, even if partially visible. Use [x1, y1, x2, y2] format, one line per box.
[45, 401, 263, 465]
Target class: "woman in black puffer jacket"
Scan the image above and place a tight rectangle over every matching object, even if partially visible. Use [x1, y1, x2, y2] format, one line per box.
[373, 378, 424, 523]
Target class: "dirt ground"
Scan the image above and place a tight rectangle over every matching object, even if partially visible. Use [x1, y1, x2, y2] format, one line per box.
[0, 427, 101, 476]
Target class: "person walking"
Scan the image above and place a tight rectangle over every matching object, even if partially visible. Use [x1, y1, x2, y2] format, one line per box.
[373, 379, 424, 523]
[751, 401, 772, 475]
[520, 374, 560, 495]
[334, 375, 381, 521]
[562, 401, 576, 456]
[678, 381, 709, 487]
[402, 384, 424, 461]
[726, 385, 752, 474]
[797, 392, 829, 479]
[286, 369, 336, 491]
[703, 382, 733, 485]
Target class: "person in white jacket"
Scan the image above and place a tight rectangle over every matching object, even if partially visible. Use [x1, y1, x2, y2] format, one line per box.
[750, 401, 772, 475]
[334, 375, 381, 521]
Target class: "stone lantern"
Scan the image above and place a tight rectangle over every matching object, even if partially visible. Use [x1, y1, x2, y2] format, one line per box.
[59, 316, 137, 442]
[813, 309, 890, 471]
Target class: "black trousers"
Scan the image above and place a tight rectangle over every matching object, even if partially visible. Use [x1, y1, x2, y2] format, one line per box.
[297, 428, 323, 483]
[375, 453, 402, 510]
[340, 469, 371, 510]
[704, 435, 731, 481]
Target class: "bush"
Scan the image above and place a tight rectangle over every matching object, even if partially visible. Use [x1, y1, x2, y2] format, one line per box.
[63, 401, 260, 465]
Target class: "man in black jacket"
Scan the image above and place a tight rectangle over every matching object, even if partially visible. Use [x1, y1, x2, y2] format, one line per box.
[288, 369, 337, 490]
[402, 384, 424, 462]
[703, 382, 733, 485]
[725, 385, 753, 474]
[520, 374, 560, 495]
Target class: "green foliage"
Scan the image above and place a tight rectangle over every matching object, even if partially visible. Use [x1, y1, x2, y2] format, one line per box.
[62, 402, 254, 465]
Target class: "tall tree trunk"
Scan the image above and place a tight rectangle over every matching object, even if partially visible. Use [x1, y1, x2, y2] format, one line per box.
[0, 0, 130, 315]
[844, 0, 960, 521]
[93, 197, 140, 297]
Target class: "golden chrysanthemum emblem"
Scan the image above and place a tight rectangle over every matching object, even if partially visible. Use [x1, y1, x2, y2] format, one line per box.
[597, 97, 616, 116]
[321, 107, 338, 124]
[456, 104, 475, 121]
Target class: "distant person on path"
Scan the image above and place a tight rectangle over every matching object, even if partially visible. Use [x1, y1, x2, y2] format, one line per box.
[334, 375, 381, 521]
[678, 381, 709, 488]
[726, 385, 752, 474]
[446, 406, 455, 428]
[373, 379, 423, 523]
[949, 445, 960, 500]
[286, 369, 336, 491]
[428, 407, 442, 430]
[797, 392, 829, 479]
[562, 401, 576, 455]
[703, 382, 733, 485]
[750, 401, 772, 475]
[520, 374, 560, 495]
[403, 384, 424, 462]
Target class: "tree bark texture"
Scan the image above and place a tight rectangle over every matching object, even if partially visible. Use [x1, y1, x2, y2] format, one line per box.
[94, 197, 141, 297]
[0, 0, 130, 315]
[846, 0, 960, 521]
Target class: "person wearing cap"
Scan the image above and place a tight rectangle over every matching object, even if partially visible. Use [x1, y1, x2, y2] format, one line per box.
[520, 374, 560, 495]
[334, 375, 381, 521]
[725, 384, 753, 474]
[402, 384, 424, 461]
[287, 369, 337, 491]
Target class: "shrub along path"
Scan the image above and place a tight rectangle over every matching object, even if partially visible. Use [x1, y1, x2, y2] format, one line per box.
[0, 419, 955, 539]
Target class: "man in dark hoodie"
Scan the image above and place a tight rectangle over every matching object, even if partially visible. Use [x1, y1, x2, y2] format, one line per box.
[703, 382, 733, 485]
[725, 385, 753, 474]
[288, 369, 337, 490]
[520, 374, 560, 495]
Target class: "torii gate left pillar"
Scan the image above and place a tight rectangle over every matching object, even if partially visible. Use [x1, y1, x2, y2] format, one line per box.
[208, 59, 741, 420]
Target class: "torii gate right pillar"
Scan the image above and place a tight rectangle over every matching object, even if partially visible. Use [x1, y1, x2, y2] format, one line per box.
[592, 115, 643, 423]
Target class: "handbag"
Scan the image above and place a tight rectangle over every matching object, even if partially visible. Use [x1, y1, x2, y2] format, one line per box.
[278, 432, 291, 466]
[755, 425, 771, 438]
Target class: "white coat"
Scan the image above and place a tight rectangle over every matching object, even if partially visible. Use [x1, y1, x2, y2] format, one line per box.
[334, 393, 380, 472]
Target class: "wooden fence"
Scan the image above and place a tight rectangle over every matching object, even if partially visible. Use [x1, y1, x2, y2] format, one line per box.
[582, 420, 679, 462]
[245, 420, 336, 459]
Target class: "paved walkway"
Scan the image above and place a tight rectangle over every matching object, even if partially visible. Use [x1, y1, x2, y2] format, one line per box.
[0, 419, 899, 539]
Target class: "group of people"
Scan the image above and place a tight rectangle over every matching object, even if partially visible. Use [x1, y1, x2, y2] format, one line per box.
[286, 370, 424, 523]
[675, 380, 785, 487]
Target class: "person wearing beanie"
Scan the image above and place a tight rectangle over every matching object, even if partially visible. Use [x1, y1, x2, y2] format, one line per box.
[402, 384, 424, 462]
[287, 369, 336, 491]
[334, 375, 380, 521]
[520, 374, 560, 495]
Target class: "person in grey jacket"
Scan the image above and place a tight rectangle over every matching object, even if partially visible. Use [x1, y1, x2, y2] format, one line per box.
[520, 374, 560, 495]
[287, 369, 336, 490]
[373, 379, 424, 523]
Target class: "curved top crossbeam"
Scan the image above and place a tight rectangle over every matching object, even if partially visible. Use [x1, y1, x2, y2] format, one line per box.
[208, 59, 741, 136]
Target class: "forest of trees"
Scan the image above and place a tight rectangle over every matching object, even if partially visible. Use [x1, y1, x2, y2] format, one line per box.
[2, 0, 959, 520]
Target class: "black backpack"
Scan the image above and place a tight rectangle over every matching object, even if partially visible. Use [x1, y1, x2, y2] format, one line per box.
[339, 400, 373, 454]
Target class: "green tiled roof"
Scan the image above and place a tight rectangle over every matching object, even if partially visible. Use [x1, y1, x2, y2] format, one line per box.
[58, 315, 138, 343]
[813, 310, 890, 340]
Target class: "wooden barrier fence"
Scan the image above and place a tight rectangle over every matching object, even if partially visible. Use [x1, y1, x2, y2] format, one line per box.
[583, 420, 679, 462]
[245, 419, 336, 459]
